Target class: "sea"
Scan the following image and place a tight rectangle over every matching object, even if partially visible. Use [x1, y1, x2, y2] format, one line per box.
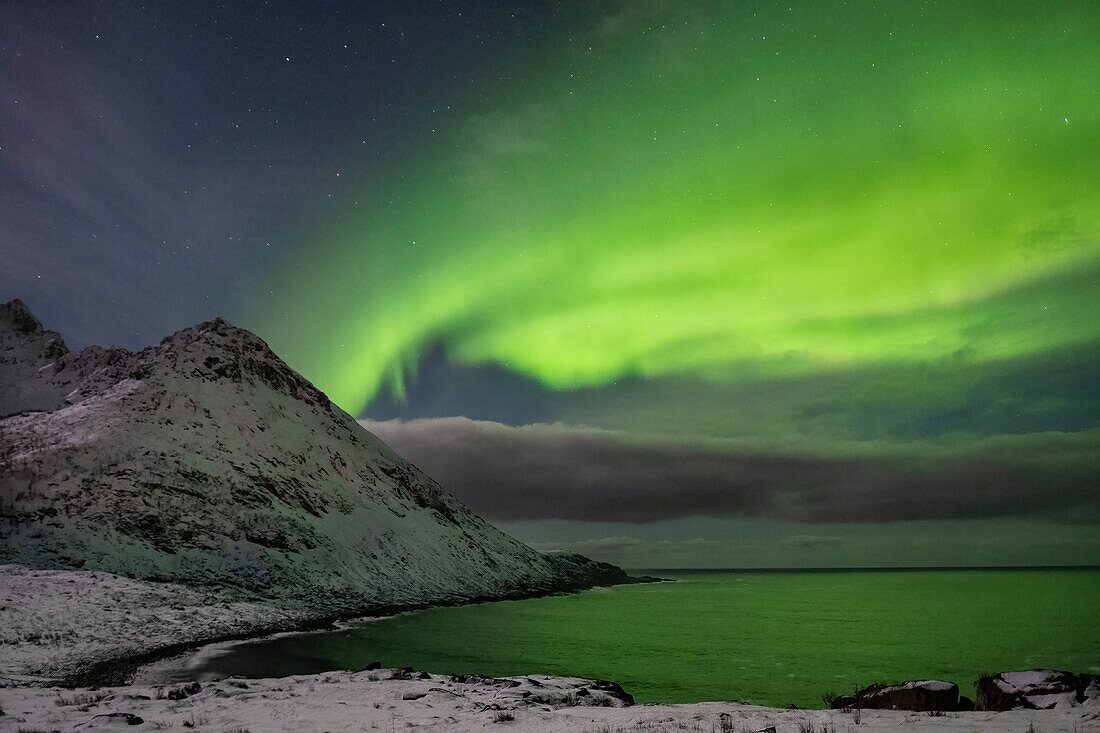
[170, 568, 1100, 709]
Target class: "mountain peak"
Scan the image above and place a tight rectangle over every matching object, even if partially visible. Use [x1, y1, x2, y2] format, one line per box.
[0, 300, 72, 416]
[159, 316, 258, 349]
[1, 298, 69, 355]
[1, 298, 53, 337]
[152, 316, 331, 409]
[0, 301, 332, 415]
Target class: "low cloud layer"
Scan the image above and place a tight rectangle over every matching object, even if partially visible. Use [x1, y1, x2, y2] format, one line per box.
[361, 418, 1098, 524]
[509, 518, 1100, 568]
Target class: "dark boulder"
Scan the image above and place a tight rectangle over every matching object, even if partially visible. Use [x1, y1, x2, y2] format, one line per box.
[589, 678, 635, 706]
[829, 694, 858, 710]
[861, 680, 959, 711]
[975, 670, 1090, 711]
[165, 681, 201, 700]
[79, 712, 144, 726]
[829, 680, 958, 711]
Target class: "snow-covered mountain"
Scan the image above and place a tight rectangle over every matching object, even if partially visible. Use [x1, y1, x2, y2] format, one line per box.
[0, 299, 630, 609]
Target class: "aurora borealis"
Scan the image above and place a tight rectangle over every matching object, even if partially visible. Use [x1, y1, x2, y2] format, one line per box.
[4, 1, 1098, 566]
[255, 2, 1098, 415]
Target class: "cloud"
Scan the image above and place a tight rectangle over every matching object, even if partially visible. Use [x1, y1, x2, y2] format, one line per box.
[528, 536, 645, 556]
[502, 517, 1100, 568]
[361, 417, 1099, 525]
[778, 534, 855, 549]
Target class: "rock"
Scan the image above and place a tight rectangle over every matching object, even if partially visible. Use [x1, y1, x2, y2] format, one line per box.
[76, 712, 144, 727]
[0, 298, 43, 334]
[1081, 674, 1100, 703]
[829, 694, 858, 709]
[975, 670, 1089, 710]
[165, 681, 201, 700]
[588, 679, 634, 706]
[862, 680, 959, 711]
[449, 673, 520, 687]
[362, 661, 381, 671]
[401, 692, 427, 700]
[828, 680, 958, 711]
[957, 695, 974, 711]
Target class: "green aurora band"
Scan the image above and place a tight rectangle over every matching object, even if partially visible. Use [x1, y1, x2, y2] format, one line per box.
[250, 2, 1099, 418]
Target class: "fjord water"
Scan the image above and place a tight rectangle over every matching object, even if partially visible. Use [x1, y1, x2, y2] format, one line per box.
[185, 569, 1099, 708]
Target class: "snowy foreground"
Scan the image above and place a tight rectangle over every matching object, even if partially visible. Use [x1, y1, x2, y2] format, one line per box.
[2, 669, 1096, 733]
[3, 567, 1098, 732]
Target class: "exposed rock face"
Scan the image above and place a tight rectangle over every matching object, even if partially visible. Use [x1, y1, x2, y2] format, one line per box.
[0, 299, 72, 416]
[0, 301, 634, 608]
[975, 670, 1100, 711]
[830, 680, 960, 712]
[543, 551, 635, 587]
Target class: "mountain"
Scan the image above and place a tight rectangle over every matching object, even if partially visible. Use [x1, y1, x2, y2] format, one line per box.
[0, 299, 631, 610]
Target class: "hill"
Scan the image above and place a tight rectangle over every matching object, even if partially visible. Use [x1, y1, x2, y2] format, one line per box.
[0, 299, 630, 610]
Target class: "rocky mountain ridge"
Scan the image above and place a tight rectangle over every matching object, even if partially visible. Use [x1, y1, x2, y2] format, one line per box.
[0, 299, 632, 609]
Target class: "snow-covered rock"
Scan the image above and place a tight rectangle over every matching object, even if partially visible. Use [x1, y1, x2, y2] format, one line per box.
[0, 301, 631, 616]
[975, 670, 1099, 710]
[866, 680, 960, 711]
[829, 679, 961, 711]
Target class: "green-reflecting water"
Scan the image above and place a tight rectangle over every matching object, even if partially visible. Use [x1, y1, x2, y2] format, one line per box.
[187, 569, 1100, 708]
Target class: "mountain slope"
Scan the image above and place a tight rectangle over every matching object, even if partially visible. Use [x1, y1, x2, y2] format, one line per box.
[0, 299, 629, 609]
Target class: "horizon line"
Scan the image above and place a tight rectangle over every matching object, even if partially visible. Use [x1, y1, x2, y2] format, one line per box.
[625, 565, 1100, 574]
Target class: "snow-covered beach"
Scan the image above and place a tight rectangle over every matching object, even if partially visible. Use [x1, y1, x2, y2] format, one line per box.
[6, 668, 1096, 732]
[2, 565, 1097, 732]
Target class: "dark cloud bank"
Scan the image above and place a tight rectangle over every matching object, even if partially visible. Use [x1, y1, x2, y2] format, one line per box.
[361, 418, 1098, 525]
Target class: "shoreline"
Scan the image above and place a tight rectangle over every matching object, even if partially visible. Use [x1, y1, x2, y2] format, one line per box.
[71, 583, 667, 689]
[0, 564, 660, 689]
[2, 564, 1096, 732]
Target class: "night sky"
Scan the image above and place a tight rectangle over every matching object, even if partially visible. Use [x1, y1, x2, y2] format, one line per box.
[3, 1, 1097, 568]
